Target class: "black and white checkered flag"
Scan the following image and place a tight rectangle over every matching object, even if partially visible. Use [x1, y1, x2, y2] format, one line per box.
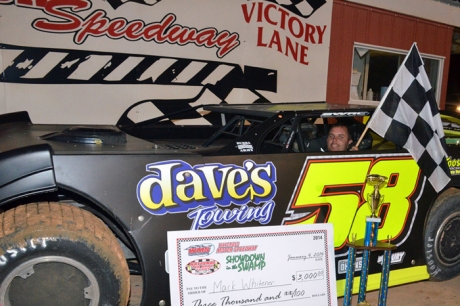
[268, 0, 326, 18]
[367, 43, 451, 192]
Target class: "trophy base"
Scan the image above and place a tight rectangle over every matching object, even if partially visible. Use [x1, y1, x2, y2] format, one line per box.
[366, 217, 381, 223]
[346, 239, 396, 251]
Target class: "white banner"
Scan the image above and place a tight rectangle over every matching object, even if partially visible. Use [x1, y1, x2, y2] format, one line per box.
[0, 0, 332, 124]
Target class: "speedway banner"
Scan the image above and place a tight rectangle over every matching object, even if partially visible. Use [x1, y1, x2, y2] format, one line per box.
[167, 224, 337, 306]
[0, 0, 332, 124]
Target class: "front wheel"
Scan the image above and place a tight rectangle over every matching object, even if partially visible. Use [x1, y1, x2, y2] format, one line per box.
[0, 202, 130, 306]
[424, 188, 460, 281]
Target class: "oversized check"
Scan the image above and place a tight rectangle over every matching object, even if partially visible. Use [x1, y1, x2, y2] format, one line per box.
[167, 224, 337, 306]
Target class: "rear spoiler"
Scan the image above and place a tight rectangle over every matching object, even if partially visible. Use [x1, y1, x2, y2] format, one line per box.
[0, 111, 32, 124]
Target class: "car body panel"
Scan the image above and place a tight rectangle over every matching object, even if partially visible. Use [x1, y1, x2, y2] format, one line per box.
[1, 102, 460, 305]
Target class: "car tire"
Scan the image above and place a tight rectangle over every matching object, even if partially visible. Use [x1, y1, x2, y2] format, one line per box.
[0, 202, 130, 306]
[424, 188, 460, 281]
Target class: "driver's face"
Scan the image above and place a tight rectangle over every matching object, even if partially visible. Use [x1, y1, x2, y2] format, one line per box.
[327, 126, 352, 152]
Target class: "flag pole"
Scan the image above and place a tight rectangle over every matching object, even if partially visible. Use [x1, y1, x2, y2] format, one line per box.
[353, 42, 419, 148]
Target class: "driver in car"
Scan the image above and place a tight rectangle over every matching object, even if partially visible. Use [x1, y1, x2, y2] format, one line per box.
[327, 123, 358, 152]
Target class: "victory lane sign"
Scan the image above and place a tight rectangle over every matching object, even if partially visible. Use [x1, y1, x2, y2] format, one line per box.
[242, 2, 328, 66]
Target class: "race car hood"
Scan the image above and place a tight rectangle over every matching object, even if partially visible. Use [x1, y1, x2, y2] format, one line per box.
[0, 113, 206, 155]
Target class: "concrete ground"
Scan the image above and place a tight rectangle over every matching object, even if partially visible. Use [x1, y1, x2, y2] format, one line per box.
[128, 274, 460, 305]
[336, 277, 460, 305]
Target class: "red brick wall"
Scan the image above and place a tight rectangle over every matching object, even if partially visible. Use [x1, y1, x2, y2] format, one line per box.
[327, 0, 453, 108]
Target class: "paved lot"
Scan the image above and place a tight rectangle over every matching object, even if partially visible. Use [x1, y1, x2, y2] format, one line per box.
[128, 274, 460, 305]
[337, 276, 460, 305]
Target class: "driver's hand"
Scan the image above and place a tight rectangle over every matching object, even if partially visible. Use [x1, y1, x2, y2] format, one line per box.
[350, 146, 359, 151]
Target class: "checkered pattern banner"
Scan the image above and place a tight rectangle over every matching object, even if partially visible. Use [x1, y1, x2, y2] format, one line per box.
[368, 43, 451, 192]
[1, 43, 277, 126]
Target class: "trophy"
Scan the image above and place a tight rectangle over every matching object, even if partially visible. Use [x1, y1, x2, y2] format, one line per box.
[343, 174, 396, 306]
[367, 174, 386, 218]
[363, 174, 387, 249]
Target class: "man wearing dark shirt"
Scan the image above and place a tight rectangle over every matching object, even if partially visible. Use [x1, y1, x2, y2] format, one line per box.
[327, 124, 358, 152]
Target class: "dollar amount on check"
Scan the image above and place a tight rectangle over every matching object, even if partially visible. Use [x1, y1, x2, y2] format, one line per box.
[292, 269, 325, 282]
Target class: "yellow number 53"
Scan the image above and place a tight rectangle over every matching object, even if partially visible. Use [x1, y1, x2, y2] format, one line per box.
[283, 156, 421, 250]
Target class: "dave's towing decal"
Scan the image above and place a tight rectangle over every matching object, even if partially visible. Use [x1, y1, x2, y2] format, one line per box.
[137, 160, 277, 230]
[283, 155, 422, 255]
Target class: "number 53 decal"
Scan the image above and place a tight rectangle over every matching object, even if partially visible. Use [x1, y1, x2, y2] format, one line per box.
[282, 156, 421, 252]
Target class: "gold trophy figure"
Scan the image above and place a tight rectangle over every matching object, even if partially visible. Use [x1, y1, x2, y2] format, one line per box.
[366, 174, 387, 218]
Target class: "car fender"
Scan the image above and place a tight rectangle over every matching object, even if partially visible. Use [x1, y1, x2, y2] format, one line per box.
[0, 144, 57, 204]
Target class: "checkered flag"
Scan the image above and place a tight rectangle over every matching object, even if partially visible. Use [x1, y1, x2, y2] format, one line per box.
[269, 0, 326, 18]
[367, 43, 450, 192]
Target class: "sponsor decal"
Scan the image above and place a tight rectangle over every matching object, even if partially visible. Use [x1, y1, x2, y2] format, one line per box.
[236, 141, 254, 152]
[185, 259, 220, 275]
[377, 251, 406, 265]
[226, 253, 267, 272]
[446, 139, 460, 145]
[337, 257, 363, 274]
[186, 244, 215, 257]
[447, 156, 460, 176]
[216, 241, 258, 254]
[137, 159, 277, 229]
[321, 111, 370, 117]
[443, 121, 460, 133]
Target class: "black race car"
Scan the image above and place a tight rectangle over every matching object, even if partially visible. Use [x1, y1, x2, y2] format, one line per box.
[1, 102, 460, 305]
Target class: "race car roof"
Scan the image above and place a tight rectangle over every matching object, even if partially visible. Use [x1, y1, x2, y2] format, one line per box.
[203, 102, 376, 117]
